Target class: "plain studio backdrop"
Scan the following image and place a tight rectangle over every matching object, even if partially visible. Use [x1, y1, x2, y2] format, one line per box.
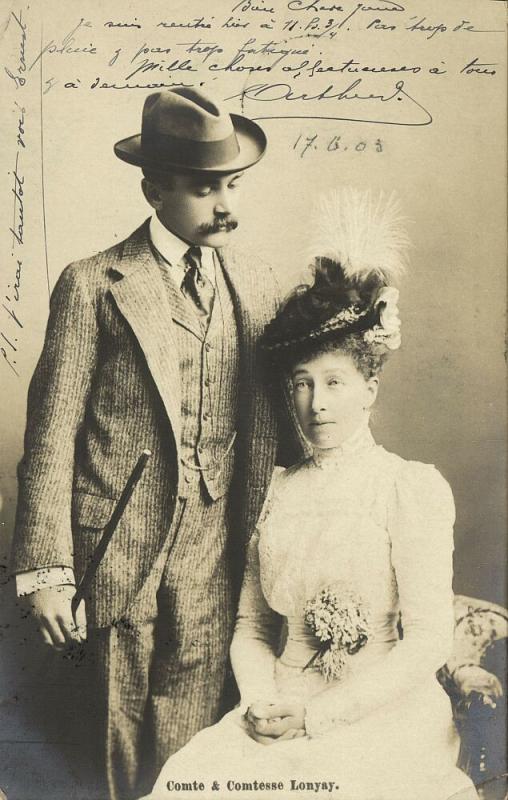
[0, 0, 505, 792]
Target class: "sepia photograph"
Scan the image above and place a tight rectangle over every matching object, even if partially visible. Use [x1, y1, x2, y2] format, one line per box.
[0, 1, 506, 799]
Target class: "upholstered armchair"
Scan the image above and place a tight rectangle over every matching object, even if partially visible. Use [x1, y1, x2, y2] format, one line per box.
[437, 595, 507, 799]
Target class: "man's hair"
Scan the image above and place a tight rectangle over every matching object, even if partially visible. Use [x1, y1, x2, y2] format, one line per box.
[141, 168, 178, 189]
[142, 168, 242, 188]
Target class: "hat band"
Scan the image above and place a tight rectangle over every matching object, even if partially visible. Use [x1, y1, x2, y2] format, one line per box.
[141, 130, 240, 169]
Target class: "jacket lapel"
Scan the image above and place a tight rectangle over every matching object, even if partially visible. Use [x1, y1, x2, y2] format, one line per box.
[153, 249, 204, 341]
[218, 245, 307, 480]
[109, 222, 182, 455]
[216, 246, 279, 484]
[216, 246, 265, 387]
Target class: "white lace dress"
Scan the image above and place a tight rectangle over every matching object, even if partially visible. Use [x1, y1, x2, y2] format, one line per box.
[147, 425, 477, 800]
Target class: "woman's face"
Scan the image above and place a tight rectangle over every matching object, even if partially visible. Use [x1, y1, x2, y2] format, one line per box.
[291, 350, 378, 449]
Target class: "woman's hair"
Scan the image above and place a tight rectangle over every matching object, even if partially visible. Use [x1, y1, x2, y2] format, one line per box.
[288, 332, 389, 380]
[261, 258, 391, 380]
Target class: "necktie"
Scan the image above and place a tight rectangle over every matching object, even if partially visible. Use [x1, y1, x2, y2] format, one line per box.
[181, 246, 215, 320]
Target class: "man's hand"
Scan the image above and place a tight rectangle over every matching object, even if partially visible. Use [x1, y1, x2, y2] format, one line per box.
[244, 701, 306, 745]
[26, 585, 87, 649]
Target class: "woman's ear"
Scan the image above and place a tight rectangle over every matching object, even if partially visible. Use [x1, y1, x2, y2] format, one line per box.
[364, 377, 379, 409]
[141, 178, 163, 211]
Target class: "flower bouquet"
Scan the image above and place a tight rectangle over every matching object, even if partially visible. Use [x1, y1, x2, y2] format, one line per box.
[304, 584, 371, 681]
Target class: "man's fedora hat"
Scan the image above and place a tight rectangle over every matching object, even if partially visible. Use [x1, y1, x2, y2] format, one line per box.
[114, 87, 267, 174]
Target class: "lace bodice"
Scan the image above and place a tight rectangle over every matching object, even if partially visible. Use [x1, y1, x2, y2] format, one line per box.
[230, 423, 457, 736]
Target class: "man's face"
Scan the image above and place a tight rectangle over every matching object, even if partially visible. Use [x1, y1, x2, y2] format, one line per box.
[143, 170, 244, 247]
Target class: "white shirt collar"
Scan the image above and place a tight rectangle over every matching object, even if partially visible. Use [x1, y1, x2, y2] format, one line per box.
[312, 417, 376, 469]
[149, 214, 216, 285]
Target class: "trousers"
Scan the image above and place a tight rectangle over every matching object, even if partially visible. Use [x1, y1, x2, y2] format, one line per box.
[74, 484, 236, 800]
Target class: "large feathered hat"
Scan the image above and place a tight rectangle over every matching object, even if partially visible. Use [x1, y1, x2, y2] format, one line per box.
[261, 187, 410, 358]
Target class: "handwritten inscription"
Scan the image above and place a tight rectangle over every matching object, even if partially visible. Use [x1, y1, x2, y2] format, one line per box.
[232, 0, 276, 13]
[29, 0, 500, 130]
[104, 20, 142, 29]
[4, 10, 27, 89]
[461, 58, 497, 76]
[29, 19, 96, 71]
[1, 3, 503, 368]
[157, 18, 214, 30]
[293, 131, 384, 156]
[10, 154, 25, 247]
[2, 6, 30, 376]
[2, 101, 26, 377]
[226, 78, 432, 126]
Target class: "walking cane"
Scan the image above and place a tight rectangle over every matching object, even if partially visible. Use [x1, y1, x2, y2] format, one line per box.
[71, 449, 152, 624]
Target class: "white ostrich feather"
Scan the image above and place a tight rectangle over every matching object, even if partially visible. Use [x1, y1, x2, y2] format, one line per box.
[310, 187, 410, 283]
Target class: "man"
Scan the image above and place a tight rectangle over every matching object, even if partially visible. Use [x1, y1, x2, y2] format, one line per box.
[11, 88, 298, 800]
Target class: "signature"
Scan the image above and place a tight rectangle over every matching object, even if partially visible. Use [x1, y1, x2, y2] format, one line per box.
[4, 10, 27, 89]
[225, 78, 432, 126]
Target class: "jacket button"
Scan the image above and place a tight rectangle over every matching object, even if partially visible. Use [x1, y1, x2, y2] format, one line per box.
[205, 342, 212, 352]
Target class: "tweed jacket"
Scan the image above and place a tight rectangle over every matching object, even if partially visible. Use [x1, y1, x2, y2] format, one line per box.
[12, 221, 296, 627]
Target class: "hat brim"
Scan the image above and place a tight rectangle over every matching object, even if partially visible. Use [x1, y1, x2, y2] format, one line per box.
[114, 114, 266, 174]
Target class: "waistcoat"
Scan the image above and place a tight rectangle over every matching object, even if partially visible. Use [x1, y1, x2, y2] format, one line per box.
[156, 251, 240, 501]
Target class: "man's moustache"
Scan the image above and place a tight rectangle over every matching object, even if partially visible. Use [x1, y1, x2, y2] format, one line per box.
[199, 219, 238, 234]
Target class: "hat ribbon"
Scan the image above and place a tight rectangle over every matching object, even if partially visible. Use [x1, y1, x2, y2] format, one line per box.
[142, 130, 240, 169]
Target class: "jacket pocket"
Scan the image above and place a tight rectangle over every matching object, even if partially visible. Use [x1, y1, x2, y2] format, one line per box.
[72, 492, 117, 530]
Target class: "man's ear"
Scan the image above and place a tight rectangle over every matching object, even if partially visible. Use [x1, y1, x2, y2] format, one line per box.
[141, 178, 163, 211]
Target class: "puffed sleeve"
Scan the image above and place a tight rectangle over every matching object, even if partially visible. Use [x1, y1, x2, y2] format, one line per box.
[305, 462, 456, 735]
[230, 470, 284, 706]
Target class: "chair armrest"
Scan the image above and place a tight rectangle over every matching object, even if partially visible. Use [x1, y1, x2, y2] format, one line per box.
[453, 692, 507, 790]
[441, 598, 507, 791]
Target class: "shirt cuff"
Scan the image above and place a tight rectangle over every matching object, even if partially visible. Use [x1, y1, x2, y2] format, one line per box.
[16, 567, 76, 597]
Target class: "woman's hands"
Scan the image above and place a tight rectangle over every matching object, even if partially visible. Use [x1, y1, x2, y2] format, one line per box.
[244, 701, 306, 745]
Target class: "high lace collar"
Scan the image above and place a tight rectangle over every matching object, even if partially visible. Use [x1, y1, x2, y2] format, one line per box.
[311, 419, 376, 469]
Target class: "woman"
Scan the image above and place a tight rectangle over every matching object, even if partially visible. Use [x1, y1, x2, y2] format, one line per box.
[143, 189, 478, 800]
